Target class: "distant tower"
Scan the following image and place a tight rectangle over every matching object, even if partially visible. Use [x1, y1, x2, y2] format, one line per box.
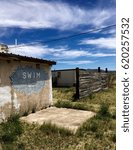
[0, 44, 9, 53]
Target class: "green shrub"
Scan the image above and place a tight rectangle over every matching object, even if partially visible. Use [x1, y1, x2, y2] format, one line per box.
[55, 100, 89, 111]
[89, 93, 95, 100]
[97, 103, 111, 118]
[95, 130, 104, 139]
[76, 117, 99, 137]
[111, 133, 116, 143]
[55, 100, 72, 108]
[73, 103, 88, 110]
[111, 111, 116, 119]
[0, 114, 23, 143]
[84, 143, 97, 150]
[89, 120, 98, 132]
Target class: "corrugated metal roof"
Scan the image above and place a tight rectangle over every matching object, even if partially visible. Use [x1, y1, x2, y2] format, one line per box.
[0, 52, 56, 65]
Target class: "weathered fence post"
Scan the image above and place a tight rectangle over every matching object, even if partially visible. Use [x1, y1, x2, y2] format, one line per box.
[75, 67, 79, 99]
[105, 68, 108, 73]
[98, 67, 101, 72]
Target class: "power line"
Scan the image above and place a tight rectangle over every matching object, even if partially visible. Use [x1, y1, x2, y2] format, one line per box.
[9, 24, 116, 49]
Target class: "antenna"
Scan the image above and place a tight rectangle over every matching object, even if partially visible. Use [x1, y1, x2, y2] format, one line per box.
[15, 39, 18, 46]
[14, 39, 18, 53]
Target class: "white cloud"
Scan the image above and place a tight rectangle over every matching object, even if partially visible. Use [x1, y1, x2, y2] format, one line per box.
[80, 37, 116, 49]
[59, 60, 94, 65]
[9, 44, 88, 58]
[9, 44, 49, 58]
[0, 0, 115, 30]
[9, 44, 115, 60]
[53, 50, 88, 58]
[91, 53, 116, 57]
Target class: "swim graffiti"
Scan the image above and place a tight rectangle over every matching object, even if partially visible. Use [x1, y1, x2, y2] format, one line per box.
[22, 72, 41, 80]
[10, 66, 48, 94]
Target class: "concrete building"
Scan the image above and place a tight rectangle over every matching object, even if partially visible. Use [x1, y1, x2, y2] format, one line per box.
[52, 69, 78, 87]
[0, 52, 56, 122]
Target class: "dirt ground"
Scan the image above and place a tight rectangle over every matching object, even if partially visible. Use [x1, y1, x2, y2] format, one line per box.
[21, 107, 95, 133]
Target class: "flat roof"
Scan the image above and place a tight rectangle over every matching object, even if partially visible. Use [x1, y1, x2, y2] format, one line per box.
[52, 68, 86, 72]
[52, 68, 109, 72]
[0, 52, 56, 65]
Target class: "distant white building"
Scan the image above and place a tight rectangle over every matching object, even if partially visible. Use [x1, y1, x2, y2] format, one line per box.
[52, 68, 89, 87]
[0, 44, 8, 53]
[52, 69, 76, 87]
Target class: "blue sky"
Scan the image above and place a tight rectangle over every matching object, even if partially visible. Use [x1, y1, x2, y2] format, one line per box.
[0, 0, 116, 70]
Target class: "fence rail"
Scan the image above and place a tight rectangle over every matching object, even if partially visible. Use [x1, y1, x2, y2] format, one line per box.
[75, 67, 109, 99]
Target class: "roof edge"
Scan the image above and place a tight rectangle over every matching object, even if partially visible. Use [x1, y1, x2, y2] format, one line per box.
[0, 52, 56, 65]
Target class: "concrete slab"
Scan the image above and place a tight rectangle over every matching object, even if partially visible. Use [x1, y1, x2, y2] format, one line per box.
[21, 107, 95, 133]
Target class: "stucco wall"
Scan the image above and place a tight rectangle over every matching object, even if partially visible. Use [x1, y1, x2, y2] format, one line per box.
[0, 58, 52, 122]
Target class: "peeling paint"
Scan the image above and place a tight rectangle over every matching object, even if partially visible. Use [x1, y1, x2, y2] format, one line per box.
[13, 92, 20, 110]
[12, 81, 45, 95]
[0, 112, 5, 122]
[0, 86, 11, 106]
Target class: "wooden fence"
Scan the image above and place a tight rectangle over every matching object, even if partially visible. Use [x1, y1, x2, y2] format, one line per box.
[75, 67, 109, 99]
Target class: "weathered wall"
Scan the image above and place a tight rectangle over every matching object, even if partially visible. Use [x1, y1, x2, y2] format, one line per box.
[52, 70, 76, 87]
[0, 58, 52, 122]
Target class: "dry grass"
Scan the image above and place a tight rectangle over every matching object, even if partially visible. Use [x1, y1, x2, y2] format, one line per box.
[0, 81, 116, 150]
[53, 87, 75, 102]
[53, 86, 116, 113]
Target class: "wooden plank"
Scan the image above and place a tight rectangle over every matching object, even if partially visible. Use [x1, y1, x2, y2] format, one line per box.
[80, 83, 101, 89]
[80, 86, 102, 94]
[80, 91, 91, 97]
[92, 87, 102, 92]
[80, 80, 101, 85]
[79, 87, 102, 98]
[79, 85, 102, 93]
[79, 76, 94, 79]
[80, 80, 102, 85]
[79, 78, 100, 82]
[79, 72, 107, 76]
[79, 74, 98, 77]
[77, 69, 109, 99]
[80, 81, 100, 87]
[80, 77, 107, 82]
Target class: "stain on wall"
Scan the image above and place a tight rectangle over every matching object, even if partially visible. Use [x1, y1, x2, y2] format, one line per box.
[0, 86, 11, 106]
